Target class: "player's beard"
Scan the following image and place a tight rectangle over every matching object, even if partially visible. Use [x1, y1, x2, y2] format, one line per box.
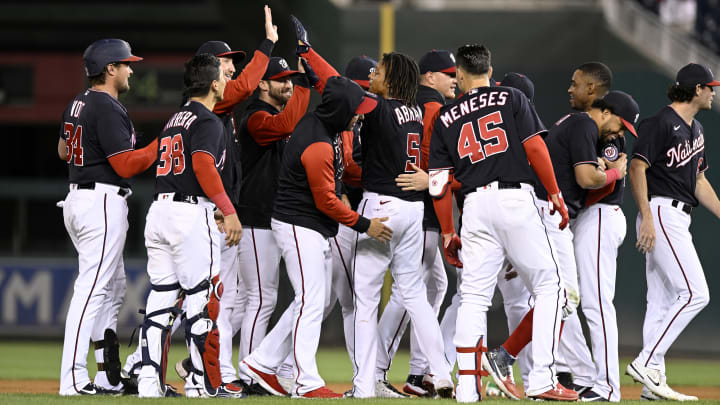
[117, 78, 130, 94]
[269, 84, 292, 105]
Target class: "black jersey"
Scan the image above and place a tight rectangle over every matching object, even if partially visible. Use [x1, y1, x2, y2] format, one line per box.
[597, 136, 626, 206]
[360, 97, 424, 202]
[154, 101, 226, 197]
[534, 113, 599, 218]
[632, 106, 708, 207]
[60, 89, 137, 188]
[429, 86, 546, 196]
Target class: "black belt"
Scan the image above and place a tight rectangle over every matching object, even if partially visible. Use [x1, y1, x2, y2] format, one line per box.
[671, 199, 693, 214]
[154, 193, 200, 204]
[77, 182, 130, 197]
[497, 181, 522, 189]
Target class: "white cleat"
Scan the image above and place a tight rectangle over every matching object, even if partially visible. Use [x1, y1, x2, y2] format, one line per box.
[375, 380, 409, 398]
[626, 360, 679, 400]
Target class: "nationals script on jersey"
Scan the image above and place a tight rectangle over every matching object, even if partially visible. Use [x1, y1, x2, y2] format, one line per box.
[154, 101, 226, 197]
[632, 106, 708, 207]
[429, 86, 546, 195]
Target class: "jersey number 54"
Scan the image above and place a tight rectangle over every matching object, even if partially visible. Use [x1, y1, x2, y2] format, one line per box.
[457, 111, 508, 164]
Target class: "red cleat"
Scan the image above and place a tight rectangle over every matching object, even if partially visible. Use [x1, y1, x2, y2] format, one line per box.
[239, 361, 288, 396]
[300, 386, 343, 398]
[528, 383, 579, 401]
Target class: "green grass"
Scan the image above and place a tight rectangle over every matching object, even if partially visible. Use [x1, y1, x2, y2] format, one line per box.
[1, 341, 718, 404]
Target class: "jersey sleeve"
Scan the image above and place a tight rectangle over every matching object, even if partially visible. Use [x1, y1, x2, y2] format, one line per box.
[512, 90, 546, 143]
[568, 119, 600, 167]
[96, 102, 135, 158]
[214, 39, 274, 115]
[420, 101, 443, 171]
[632, 118, 660, 167]
[428, 114, 453, 170]
[190, 118, 224, 161]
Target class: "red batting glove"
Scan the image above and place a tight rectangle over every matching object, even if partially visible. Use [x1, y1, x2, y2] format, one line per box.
[548, 193, 569, 230]
[443, 233, 463, 268]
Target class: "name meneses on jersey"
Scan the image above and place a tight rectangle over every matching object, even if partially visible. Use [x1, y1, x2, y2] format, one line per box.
[666, 131, 704, 168]
[439, 90, 508, 128]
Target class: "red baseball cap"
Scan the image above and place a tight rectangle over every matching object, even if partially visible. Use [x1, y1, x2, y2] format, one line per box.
[419, 50, 456, 75]
[263, 57, 300, 80]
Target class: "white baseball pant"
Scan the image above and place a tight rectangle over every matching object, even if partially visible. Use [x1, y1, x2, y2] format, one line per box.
[376, 228, 448, 379]
[218, 243, 240, 383]
[137, 197, 221, 397]
[534, 199, 595, 388]
[455, 183, 563, 402]
[496, 265, 534, 389]
[242, 219, 333, 396]
[573, 204, 626, 401]
[635, 197, 709, 370]
[59, 183, 129, 395]
[236, 227, 281, 383]
[351, 192, 452, 398]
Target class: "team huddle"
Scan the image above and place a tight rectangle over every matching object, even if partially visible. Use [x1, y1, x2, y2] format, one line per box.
[56, 5, 719, 402]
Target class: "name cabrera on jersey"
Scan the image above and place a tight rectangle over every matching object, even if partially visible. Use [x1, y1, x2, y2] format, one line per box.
[428, 86, 545, 196]
[534, 113, 600, 217]
[60, 89, 137, 188]
[633, 106, 708, 207]
[360, 98, 424, 202]
[154, 101, 226, 197]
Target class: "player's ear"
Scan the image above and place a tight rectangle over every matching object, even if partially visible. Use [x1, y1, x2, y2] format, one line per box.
[487, 66, 493, 80]
[258, 80, 269, 92]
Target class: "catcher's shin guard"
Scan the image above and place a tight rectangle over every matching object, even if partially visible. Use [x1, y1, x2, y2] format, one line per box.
[456, 337, 489, 402]
[184, 275, 223, 396]
[140, 282, 184, 395]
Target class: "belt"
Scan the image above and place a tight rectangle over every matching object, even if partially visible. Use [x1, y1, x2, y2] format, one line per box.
[154, 192, 202, 204]
[76, 182, 130, 197]
[478, 181, 523, 191]
[671, 199, 693, 214]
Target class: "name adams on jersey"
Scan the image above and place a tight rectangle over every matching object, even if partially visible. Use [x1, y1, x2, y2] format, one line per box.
[154, 101, 226, 197]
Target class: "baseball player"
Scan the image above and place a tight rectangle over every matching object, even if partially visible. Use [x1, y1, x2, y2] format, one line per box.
[234, 54, 312, 386]
[239, 75, 389, 398]
[136, 54, 242, 398]
[58, 39, 155, 396]
[626, 63, 718, 401]
[375, 49, 457, 397]
[567, 62, 627, 402]
[482, 89, 639, 401]
[429, 44, 573, 402]
[289, 16, 455, 399]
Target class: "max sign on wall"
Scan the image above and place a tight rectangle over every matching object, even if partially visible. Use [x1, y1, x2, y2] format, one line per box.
[0, 259, 151, 337]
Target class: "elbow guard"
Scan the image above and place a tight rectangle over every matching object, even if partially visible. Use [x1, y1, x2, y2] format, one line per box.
[429, 169, 452, 198]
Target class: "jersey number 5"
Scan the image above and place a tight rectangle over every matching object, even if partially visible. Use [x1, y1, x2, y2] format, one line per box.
[157, 134, 186, 176]
[63, 123, 84, 166]
[405, 132, 421, 171]
[457, 111, 508, 164]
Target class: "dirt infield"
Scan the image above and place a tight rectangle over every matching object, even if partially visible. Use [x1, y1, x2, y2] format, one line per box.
[3, 379, 719, 399]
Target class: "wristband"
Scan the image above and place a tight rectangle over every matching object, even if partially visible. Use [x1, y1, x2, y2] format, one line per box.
[351, 215, 371, 233]
[257, 38, 274, 57]
[604, 168, 620, 186]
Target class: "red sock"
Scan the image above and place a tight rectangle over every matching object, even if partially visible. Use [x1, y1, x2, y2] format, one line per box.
[502, 307, 534, 357]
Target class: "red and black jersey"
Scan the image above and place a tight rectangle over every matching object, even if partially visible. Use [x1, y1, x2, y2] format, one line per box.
[534, 113, 599, 217]
[633, 106, 708, 207]
[60, 89, 137, 188]
[213, 39, 274, 206]
[417, 84, 446, 231]
[429, 86, 546, 195]
[273, 76, 369, 238]
[154, 101, 225, 197]
[236, 77, 311, 228]
[360, 97, 424, 202]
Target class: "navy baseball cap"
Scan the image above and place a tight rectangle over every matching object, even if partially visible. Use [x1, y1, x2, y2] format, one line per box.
[355, 91, 378, 114]
[419, 50, 456, 75]
[196, 41, 246, 64]
[676, 63, 720, 87]
[344, 55, 377, 89]
[602, 90, 640, 137]
[263, 57, 300, 80]
[83, 39, 142, 77]
[500, 72, 535, 102]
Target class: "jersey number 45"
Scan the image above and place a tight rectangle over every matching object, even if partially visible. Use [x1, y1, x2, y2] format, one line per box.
[457, 111, 508, 164]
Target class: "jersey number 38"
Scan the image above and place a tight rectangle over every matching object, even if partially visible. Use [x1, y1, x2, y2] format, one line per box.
[457, 111, 508, 164]
[156, 134, 186, 176]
